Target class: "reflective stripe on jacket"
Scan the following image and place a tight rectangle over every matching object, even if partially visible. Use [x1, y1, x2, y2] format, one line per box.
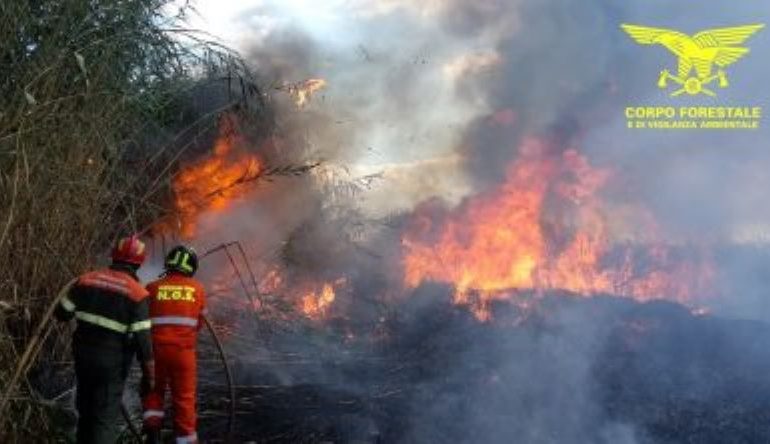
[55, 267, 152, 361]
[146, 272, 206, 348]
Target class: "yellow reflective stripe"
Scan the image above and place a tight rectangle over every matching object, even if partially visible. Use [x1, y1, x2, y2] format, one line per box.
[168, 250, 181, 266]
[167, 250, 193, 273]
[75, 312, 129, 333]
[130, 320, 152, 332]
[60, 296, 76, 312]
[179, 253, 194, 273]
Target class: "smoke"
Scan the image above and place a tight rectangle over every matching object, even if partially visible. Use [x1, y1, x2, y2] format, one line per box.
[175, 0, 770, 441]
[213, 0, 770, 247]
[391, 287, 644, 444]
[193, 0, 770, 234]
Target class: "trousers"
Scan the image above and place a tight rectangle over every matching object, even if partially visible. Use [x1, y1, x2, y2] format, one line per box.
[142, 343, 197, 442]
[73, 343, 130, 444]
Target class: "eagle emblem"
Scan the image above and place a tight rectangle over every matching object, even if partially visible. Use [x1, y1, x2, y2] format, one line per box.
[621, 24, 764, 96]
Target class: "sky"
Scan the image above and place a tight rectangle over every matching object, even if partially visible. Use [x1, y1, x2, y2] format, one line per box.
[149, 7, 770, 443]
[180, 0, 770, 241]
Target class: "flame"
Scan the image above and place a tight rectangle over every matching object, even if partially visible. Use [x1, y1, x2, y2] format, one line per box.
[402, 137, 715, 320]
[299, 278, 346, 319]
[248, 263, 346, 320]
[284, 78, 327, 108]
[160, 110, 715, 325]
[300, 283, 336, 318]
[258, 267, 284, 294]
[161, 114, 263, 237]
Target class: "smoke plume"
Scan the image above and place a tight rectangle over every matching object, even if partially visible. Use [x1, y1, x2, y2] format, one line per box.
[176, 0, 770, 441]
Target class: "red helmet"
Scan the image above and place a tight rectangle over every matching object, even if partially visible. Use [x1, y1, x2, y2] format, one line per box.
[112, 235, 147, 266]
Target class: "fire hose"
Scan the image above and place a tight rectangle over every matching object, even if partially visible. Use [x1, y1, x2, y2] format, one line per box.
[121, 314, 235, 443]
[0, 242, 243, 443]
[0, 269, 236, 442]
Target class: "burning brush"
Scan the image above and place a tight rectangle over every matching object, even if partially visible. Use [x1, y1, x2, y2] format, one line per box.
[401, 137, 716, 320]
[277, 78, 328, 108]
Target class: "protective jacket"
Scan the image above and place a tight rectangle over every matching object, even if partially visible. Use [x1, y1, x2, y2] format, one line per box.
[142, 272, 206, 444]
[55, 265, 152, 444]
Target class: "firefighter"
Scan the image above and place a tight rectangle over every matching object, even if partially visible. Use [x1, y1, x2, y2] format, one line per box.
[142, 245, 206, 444]
[55, 235, 155, 444]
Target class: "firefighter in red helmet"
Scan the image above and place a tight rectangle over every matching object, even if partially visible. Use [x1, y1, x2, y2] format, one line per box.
[142, 245, 206, 444]
[55, 235, 155, 444]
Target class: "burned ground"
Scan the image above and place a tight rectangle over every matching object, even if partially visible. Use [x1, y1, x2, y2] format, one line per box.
[193, 288, 770, 444]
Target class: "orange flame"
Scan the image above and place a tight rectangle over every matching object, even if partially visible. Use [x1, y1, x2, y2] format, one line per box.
[285, 78, 327, 108]
[299, 278, 346, 320]
[159, 111, 715, 324]
[402, 137, 714, 320]
[301, 283, 336, 319]
[161, 114, 263, 237]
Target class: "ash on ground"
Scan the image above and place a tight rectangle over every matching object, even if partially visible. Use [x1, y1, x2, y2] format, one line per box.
[197, 286, 770, 444]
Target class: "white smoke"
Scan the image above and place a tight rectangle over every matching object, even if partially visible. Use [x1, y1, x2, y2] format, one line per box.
[174, 1, 770, 441]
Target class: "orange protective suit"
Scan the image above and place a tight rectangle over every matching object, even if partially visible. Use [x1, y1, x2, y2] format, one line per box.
[142, 272, 206, 444]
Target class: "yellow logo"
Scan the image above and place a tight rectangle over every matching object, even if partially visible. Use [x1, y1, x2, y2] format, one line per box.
[621, 24, 764, 96]
[156, 285, 196, 302]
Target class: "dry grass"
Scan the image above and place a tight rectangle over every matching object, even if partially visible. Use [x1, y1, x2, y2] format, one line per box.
[0, 1, 267, 440]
